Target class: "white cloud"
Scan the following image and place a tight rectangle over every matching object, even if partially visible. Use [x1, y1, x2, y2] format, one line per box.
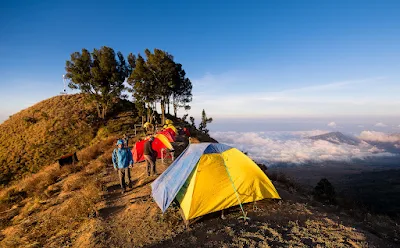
[359, 131, 400, 143]
[211, 131, 395, 165]
[375, 122, 387, 127]
[327, 122, 337, 128]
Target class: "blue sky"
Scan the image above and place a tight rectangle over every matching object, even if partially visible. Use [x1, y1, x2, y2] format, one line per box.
[1, 0, 400, 131]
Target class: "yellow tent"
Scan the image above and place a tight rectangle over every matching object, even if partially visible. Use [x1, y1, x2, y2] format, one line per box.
[154, 133, 173, 150]
[151, 143, 280, 221]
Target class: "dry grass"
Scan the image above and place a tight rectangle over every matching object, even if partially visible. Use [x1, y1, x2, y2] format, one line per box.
[78, 137, 115, 166]
[62, 173, 87, 192]
[0, 135, 120, 247]
[18, 164, 62, 197]
[0, 169, 104, 247]
[0, 94, 98, 186]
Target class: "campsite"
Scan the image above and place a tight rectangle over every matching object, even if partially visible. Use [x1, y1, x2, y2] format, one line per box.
[1, 1, 400, 247]
[0, 103, 398, 247]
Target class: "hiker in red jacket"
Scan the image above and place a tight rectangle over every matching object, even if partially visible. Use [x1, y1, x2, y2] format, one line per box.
[143, 136, 156, 176]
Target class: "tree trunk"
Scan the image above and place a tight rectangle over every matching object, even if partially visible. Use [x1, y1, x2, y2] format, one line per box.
[160, 98, 165, 125]
[167, 98, 170, 115]
[102, 105, 107, 120]
[146, 103, 151, 123]
[174, 103, 178, 117]
[96, 103, 101, 119]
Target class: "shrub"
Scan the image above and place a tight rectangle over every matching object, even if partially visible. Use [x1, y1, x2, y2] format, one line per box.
[22, 116, 37, 124]
[313, 178, 336, 204]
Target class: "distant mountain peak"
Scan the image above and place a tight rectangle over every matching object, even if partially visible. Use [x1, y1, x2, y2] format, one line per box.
[309, 131, 361, 146]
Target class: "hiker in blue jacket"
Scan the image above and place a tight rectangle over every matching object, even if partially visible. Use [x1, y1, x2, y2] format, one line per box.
[112, 139, 133, 194]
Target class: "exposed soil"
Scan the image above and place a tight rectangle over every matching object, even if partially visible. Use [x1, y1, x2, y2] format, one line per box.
[85, 157, 398, 248]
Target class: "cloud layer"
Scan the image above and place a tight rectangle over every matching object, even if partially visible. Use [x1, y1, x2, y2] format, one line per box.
[359, 131, 400, 143]
[210, 131, 394, 165]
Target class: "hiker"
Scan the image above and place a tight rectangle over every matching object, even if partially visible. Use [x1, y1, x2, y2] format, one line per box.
[143, 122, 154, 133]
[112, 139, 133, 194]
[122, 134, 129, 147]
[144, 136, 157, 176]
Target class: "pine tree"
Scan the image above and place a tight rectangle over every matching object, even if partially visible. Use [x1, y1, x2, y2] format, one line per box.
[65, 46, 131, 119]
[198, 109, 213, 134]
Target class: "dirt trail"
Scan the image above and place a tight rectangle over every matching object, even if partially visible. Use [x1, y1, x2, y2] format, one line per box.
[98, 160, 168, 220]
[89, 158, 182, 248]
[87, 144, 398, 248]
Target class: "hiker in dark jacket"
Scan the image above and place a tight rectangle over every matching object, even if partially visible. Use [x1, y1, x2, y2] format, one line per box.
[144, 136, 156, 176]
[112, 139, 133, 194]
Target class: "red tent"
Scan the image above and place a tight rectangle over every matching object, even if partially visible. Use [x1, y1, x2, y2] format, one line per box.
[157, 130, 175, 142]
[183, 127, 190, 137]
[132, 137, 173, 163]
[164, 127, 176, 138]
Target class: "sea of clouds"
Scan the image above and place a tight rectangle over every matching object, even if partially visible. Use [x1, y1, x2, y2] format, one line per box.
[359, 131, 400, 143]
[210, 130, 397, 165]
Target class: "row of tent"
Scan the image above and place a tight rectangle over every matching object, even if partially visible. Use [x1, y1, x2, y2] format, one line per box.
[131, 121, 281, 222]
[132, 123, 179, 162]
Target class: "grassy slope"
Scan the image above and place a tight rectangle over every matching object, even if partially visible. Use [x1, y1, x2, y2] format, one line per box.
[0, 107, 399, 247]
[0, 94, 98, 185]
[0, 136, 117, 247]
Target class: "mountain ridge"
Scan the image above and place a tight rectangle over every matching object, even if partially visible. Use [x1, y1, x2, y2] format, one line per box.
[309, 131, 362, 146]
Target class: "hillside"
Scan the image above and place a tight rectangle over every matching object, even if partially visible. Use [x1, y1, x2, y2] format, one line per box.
[0, 127, 399, 247]
[0, 94, 140, 186]
[0, 94, 101, 185]
[0, 103, 399, 247]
